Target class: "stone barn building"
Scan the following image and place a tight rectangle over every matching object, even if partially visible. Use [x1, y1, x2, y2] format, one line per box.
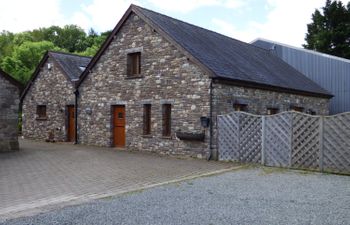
[0, 69, 22, 152]
[76, 5, 332, 159]
[21, 51, 91, 142]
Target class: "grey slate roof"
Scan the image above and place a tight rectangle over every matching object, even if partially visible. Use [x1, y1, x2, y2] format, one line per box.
[135, 6, 331, 97]
[49, 51, 91, 81]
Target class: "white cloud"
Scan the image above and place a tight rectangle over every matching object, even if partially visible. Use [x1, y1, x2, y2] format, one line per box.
[251, 0, 328, 46]
[212, 0, 349, 47]
[212, 18, 257, 42]
[147, 0, 246, 13]
[0, 0, 66, 32]
[71, 0, 141, 32]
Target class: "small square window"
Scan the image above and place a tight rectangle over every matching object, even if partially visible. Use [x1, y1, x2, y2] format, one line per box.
[127, 52, 141, 76]
[36, 105, 47, 119]
[267, 108, 279, 115]
[233, 103, 247, 112]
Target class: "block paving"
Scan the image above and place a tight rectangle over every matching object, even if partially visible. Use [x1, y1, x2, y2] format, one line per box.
[0, 139, 233, 220]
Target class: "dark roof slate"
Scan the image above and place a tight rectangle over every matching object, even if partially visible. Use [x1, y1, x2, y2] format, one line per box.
[49, 51, 91, 81]
[0, 68, 22, 89]
[135, 6, 331, 97]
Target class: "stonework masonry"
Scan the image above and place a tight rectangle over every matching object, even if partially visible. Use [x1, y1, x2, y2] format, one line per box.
[22, 58, 76, 142]
[0, 75, 20, 152]
[210, 82, 330, 159]
[78, 13, 330, 159]
[78, 13, 212, 158]
[212, 82, 330, 116]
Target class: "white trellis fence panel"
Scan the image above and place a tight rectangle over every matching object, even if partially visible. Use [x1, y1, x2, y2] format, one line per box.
[217, 113, 240, 161]
[323, 113, 350, 173]
[291, 113, 321, 170]
[218, 111, 350, 174]
[264, 112, 292, 167]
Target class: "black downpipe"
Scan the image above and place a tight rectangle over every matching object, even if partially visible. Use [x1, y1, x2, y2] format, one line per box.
[74, 89, 79, 144]
[207, 79, 213, 161]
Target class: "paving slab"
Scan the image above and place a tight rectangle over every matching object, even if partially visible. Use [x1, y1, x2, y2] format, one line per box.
[0, 139, 233, 220]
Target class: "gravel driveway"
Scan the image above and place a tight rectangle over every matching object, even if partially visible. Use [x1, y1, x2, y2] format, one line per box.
[2, 167, 349, 225]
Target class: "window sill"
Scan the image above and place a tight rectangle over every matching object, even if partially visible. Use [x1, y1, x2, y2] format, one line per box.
[142, 135, 153, 138]
[36, 117, 48, 121]
[125, 75, 144, 79]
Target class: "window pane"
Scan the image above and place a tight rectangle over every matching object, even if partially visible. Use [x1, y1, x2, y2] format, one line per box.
[162, 104, 171, 136]
[127, 52, 141, 76]
[233, 104, 247, 112]
[37, 105, 47, 118]
[291, 106, 304, 112]
[267, 108, 279, 115]
[143, 104, 151, 135]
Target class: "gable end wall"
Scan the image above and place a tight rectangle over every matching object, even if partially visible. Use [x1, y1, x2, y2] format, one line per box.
[78, 13, 211, 158]
[22, 58, 76, 141]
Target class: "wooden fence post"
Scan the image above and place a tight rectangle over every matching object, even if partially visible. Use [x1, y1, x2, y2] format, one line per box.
[261, 116, 266, 165]
[319, 116, 324, 172]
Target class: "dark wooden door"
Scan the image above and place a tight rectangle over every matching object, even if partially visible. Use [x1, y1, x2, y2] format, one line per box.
[67, 106, 75, 142]
[113, 106, 126, 147]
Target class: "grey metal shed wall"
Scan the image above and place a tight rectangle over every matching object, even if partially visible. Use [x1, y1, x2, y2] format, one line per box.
[253, 39, 350, 114]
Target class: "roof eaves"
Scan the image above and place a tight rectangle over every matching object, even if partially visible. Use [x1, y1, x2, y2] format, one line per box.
[213, 77, 333, 99]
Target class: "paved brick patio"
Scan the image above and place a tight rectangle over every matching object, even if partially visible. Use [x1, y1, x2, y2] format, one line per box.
[0, 139, 233, 220]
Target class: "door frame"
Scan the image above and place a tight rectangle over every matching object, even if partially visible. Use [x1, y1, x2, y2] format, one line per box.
[65, 105, 75, 142]
[110, 105, 126, 148]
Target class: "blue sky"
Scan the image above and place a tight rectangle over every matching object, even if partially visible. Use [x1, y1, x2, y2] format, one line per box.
[0, 0, 347, 47]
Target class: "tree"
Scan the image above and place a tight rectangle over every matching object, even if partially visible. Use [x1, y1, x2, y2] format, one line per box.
[0, 24, 110, 83]
[1, 41, 60, 83]
[77, 29, 111, 56]
[0, 31, 15, 63]
[304, 0, 350, 59]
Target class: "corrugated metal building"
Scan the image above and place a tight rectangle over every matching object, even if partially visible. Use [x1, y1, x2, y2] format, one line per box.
[252, 38, 350, 114]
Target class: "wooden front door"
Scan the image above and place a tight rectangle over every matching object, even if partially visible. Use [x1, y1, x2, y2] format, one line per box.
[113, 105, 126, 147]
[67, 106, 75, 142]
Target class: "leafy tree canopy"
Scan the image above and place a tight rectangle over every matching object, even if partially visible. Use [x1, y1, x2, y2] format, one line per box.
[0, 25, 110, 84]
[304, 0, 350, 59]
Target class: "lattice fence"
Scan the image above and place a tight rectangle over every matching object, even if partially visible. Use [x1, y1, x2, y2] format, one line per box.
[264, 112, 292, 167]
[218, 113, 240, 161]
[323, 113, 350, 173]
[218, 111, 350, 174]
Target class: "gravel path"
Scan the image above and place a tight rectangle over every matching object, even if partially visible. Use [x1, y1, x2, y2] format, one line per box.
[2, 167, 350, 225]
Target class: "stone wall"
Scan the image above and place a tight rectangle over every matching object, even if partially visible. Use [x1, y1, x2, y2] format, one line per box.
[22, 58, 76, 142]
[78, 13, 211, 158]
[212, 82, 330, 116]
[0, 75, 20, 152]
[210, 81, 330, 159]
